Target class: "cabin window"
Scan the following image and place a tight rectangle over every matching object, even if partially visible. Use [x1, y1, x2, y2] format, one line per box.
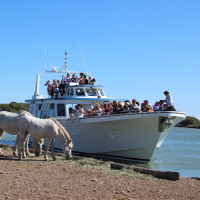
[67, 88, 74, 96]
[36, 104, 42, 118]
[67, 103, 91, 118]
[41, 103, 49, 119]
[57, 104, 65, 116]
[76, 88, 85, 96]
[49, 103, 55, 118]
[99, 89, 105, 96]
[86, 88, 98, 96]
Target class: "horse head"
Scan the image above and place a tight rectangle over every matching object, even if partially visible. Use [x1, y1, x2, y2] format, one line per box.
[32, 138, 44, 157]
[62, 140, 72, 159]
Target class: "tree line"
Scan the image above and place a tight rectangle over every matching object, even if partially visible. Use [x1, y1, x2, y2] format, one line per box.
[0, 102, 30, 113]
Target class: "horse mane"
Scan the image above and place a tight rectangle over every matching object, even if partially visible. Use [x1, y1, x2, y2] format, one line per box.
[17, 110, 33, 116]
[50, 118, 73, 147]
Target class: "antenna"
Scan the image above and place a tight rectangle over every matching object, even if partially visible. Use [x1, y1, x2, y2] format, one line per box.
[65, 51, 67, 71]
[83, 50, 87, 72]
[79, 40, 84, 72]
[45, 37, 46, 71]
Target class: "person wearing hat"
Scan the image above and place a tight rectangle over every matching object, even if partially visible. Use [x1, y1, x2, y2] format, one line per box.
[163, 91, 176, 111]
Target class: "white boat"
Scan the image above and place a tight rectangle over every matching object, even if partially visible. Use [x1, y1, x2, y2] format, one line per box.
[26, 56, 186, 162]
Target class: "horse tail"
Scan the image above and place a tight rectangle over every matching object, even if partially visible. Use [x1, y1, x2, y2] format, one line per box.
[51, 118, 73, 147]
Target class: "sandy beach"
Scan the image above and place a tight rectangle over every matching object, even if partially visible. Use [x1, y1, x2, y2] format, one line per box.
[0, 146, 199, 200]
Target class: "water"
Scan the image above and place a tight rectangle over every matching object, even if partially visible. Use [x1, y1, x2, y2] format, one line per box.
[1, 127, 200, 178]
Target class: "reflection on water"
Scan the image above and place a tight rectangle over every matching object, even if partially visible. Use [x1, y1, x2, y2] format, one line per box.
[0, 133, 16, 146]
[1, 128, 200, 178]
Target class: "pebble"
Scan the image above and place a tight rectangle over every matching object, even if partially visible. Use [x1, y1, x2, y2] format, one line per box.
[0, 172, 4, 174]
[91, 179, 98, 182]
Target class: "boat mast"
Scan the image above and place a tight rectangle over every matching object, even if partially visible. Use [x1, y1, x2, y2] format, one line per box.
[65, 51, 68, 71]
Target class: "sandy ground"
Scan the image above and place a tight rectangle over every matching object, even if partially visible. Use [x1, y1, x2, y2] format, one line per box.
[0, 147, 200, 200]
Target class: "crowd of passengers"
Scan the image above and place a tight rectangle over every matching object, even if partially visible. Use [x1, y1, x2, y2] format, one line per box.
[44, 72, 96, 98]
[72, 91, 176, 118]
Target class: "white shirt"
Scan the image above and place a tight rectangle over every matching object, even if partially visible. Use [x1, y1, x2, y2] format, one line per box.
[166, 94, 173, 107]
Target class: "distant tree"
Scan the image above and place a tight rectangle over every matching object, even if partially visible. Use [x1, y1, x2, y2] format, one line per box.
[0, 102, 30, 113]
[177, 116, 200, 126]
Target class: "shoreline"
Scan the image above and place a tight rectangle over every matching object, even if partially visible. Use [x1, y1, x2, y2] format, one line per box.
[0, 143, 199, 181]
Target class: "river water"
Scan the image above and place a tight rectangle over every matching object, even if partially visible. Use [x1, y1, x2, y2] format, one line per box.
[1, 127, 199, 178]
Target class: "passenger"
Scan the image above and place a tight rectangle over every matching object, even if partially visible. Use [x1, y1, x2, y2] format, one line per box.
[84, 75, 88, 84]
[52, 79, 59, 98]
[89, 78, 96, 85]
[159, 100, 164, 111]
[88, 77, 92, 85]
[162, 91, 176, 111]
[163, 104, 169, 111]
[74, 104, 84, 118]
[88, 104, 101, 116]
[122, 106, 131, 113]
[141, 103, 146, 112]
[84, 109, 91, 117]
[153, 101, 160, 111]
[71, 74, 77, 82]
[62, 73, 71, 85]
[112, 105, 120, 114]
[102, 104, 109, 115]
[59, 80, 66, 96]
[143, 100, 153, 111]
[76, 73, 85, 85]
[136, 101, 141, 110]
[128, 99, 139, 111]
[57, 80, 60, 85]
[142, 104, 154, 112]
[44, 80, 53, 97]
[118, 101, 123, 112]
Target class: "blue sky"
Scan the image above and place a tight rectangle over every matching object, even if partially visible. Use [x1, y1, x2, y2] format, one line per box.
[0, 0, 199, 119]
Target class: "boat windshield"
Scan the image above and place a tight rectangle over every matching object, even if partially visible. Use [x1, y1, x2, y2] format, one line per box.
[86, 88, 98, 96]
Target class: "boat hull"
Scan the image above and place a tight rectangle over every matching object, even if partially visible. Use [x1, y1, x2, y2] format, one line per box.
[29, 111, 185, 162]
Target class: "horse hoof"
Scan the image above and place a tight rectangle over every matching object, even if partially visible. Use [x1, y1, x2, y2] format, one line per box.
[53, 157, 57, 161]
[45, 159, 49, 161]
[19, 157, 21, 160]
[13, 152, 17, 156]
[26, 153, 30, 156]
[22, 156, 26, 159]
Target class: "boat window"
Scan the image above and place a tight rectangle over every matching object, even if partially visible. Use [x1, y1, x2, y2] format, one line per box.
[67, 104, 75, 118]
[57, 104, 65, 116]
[49, 103, 55, 118]
[86, 88, 98, 96]
[41, 103, 49, 119]
[36, 104, 42, 118]
[76, 88, 85, 96]
[67, 88, 74, 96]
[99, 89, 105, 96]
[67, 103, 91, 118]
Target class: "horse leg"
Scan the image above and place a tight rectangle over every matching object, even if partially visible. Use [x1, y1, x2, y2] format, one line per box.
[25, 133, 30, 156]
[0, 128, 5, 155]
[22, 133, 28, 159]
[44, 139, 51, 161]
[13, 133, 19, 156]
[18, 136, 22, 160]
[51, 139, 56, 161]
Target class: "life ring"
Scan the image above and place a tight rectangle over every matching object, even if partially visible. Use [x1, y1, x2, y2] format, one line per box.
[47, 84, 53, 95]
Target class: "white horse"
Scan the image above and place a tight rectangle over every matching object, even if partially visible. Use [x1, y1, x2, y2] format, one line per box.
[17, 115, 73, 161]
[0, 111, 43, 156]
